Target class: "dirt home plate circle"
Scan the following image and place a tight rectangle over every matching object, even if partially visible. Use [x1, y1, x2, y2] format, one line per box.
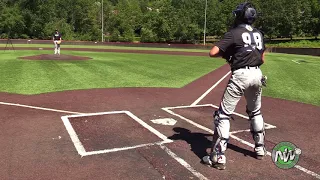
[271, 141, 302, 169]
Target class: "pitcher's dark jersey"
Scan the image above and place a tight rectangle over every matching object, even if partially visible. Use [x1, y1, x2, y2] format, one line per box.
[53, 32, 62, 41]
[215, 24, 265, 71]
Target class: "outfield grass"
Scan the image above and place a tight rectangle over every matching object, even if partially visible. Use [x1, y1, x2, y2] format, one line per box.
[0, 43, 210, 52]
[261, 53, 320, 106]
[0, 49, 319, 106]
[0, 50, 224, 95]
[266, 39, 320, 48]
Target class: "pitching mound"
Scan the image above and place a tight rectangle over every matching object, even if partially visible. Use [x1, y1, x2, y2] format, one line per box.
[19, 54, 92, 61]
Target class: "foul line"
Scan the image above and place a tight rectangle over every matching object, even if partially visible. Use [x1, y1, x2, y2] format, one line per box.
[162, 104, 320, 179]
[62, 111, 208, 179]
[0, 101, 208, 179]
[0, 101, 83, 114]
[160, 145, 208, 180]
[162, 104, 276, 135]
[230, 135, 320, 179]
[191, 71, 231, 106]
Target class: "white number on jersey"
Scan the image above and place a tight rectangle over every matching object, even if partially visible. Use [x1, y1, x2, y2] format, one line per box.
[241, 32, 263, 50]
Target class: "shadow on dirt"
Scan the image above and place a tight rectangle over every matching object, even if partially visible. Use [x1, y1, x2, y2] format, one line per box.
[168, 127, 256, 161]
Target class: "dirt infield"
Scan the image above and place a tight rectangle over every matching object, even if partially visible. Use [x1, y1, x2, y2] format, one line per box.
[0, 48, 319, 180]
[18, 54, 92, 61]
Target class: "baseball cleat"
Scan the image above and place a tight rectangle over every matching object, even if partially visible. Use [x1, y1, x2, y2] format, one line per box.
[212, 163, 226, 170]
[255, 146, 267, 160]
[202, 155, 213, 167]
[256, 153, 267, 160]
[202, 155, 226, 170]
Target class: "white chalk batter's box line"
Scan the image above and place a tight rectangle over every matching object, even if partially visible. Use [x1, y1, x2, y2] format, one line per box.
[162, 104, 277, 134]
[61, 111, 173, 157]
[0, 101, 207, 179]
[162, 104, 320, 179]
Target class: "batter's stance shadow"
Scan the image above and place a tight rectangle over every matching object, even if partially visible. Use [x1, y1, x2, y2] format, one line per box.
[168, 127, 256, 161]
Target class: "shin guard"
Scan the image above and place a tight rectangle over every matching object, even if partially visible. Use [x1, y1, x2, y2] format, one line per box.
[248, 109, 266, 155]
[211, 110, 230, 163]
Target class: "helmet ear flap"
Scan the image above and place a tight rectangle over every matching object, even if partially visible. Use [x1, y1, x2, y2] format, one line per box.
[244, 7, 257, 24]
[245, 7, 257, 18]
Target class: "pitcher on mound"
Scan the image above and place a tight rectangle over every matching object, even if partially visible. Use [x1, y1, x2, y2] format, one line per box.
[52, 29, 62, 55]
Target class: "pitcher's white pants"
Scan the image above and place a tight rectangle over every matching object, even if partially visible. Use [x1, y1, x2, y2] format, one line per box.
[54, 41, 60, 55]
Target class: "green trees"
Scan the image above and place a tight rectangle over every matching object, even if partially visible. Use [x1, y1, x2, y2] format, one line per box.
[0, 0, 319, 42]
[108, 0, 142, 42]
[309, 0, 320, 38]
[0, 5, 25, 38]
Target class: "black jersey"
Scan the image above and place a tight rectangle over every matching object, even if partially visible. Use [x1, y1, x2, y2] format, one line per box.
[215, 24, 265, 71]
[53, 32, 62, 41]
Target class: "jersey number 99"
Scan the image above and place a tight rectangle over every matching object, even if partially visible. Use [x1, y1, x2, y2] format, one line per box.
[241, 32, 263, 50]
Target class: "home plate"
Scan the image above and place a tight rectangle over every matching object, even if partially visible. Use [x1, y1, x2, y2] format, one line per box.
[151, 118, 177, 126]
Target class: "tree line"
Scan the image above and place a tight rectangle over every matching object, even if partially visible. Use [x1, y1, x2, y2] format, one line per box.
[0, 0, 319, 43]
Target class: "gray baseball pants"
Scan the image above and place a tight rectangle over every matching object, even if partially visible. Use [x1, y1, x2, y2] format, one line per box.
[212, 66, 265, 163]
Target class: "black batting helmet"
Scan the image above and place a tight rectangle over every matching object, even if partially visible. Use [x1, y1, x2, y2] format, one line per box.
[233, 2, 257, 25]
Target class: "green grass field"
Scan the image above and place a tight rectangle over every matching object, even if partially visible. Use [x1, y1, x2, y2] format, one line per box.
[0, 43, 209, 52]
[261, 53, 320, 106]
[0, 47, 319, 106]
[0, 50, 224, 94]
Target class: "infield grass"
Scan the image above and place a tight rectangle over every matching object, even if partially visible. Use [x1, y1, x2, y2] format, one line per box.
[0, 50, 224, 94]
[0, 49, 319, 106]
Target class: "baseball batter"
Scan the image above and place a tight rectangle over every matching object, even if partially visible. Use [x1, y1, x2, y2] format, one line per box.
[52, 29, 62, 55]
[203, 2, 267, 170]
